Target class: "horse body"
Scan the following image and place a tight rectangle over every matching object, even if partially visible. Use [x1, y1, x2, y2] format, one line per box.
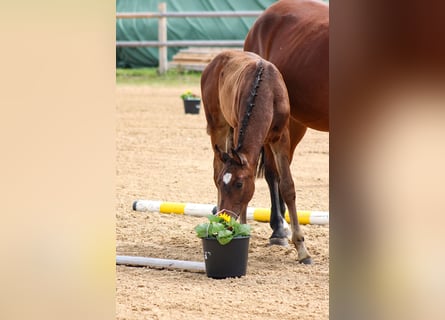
[239, 0, 328, 262]
[244, 0, 329, 132]
[201, 50, 311, 263]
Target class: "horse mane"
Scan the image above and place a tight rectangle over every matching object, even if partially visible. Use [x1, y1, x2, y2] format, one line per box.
[233, 59, 265, 178]
[235, 59, 264, 151]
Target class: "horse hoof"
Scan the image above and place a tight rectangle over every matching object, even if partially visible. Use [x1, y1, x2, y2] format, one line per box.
[269, 237, 289, 246]
[298, 257, 313, 265]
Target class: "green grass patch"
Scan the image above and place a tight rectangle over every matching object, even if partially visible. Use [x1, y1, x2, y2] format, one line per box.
[116, 67, 202, 86]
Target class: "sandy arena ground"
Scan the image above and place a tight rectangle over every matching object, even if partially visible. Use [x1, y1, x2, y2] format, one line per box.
[116, 83, 329, 320]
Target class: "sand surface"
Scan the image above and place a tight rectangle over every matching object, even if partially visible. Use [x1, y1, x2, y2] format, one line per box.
[116, 84, 329, 320]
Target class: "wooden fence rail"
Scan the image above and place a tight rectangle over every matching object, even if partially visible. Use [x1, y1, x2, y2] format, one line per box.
[116, 2, 262, 74]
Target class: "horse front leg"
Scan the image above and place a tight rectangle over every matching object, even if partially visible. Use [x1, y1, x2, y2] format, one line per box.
[282, 183, 312, 264]
[263, 146, 289, 246]
[271, 140, 312, 264]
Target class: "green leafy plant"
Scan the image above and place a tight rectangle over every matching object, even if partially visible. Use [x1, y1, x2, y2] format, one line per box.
[194, 212, 251, 245]
[180, 90, 200, 100]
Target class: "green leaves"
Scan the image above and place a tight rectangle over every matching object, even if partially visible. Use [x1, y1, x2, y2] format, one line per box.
[235, 223, 251, 237]
[194, 223, 210, 238]
[216, 229, 233, 245]
[194, 214, 251, 245]
[208, 222, 225, 236]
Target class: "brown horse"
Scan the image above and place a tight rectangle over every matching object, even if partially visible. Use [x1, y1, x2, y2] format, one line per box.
[201, 50, 311, 264]
[243, 0, 328, 256]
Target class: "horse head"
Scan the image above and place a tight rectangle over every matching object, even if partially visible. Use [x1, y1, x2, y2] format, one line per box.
[214, 145, 256, 223]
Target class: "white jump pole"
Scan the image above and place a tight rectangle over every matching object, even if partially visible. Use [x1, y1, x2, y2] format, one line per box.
[116, 255, 205, 272]
[132, 199, 329, 225]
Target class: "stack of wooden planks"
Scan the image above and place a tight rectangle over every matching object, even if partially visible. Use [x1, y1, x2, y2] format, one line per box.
[169, 47, 242, 71]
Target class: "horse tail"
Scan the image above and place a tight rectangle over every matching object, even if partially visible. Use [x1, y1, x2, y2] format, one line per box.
[256, 147, 265, 178]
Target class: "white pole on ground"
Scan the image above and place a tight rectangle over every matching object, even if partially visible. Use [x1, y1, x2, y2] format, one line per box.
[116, 255, 205, 272]
[132, 199, 329, 225]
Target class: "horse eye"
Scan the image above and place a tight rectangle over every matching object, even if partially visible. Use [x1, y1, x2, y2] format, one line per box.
[235, 181, 243, 189]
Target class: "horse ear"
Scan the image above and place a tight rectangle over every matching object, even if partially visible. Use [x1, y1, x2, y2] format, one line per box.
[215, 145, 230, 162]
[231, 148, 246, 166]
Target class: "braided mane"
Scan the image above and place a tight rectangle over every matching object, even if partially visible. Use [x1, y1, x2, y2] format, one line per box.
[235, 60, 264, 151]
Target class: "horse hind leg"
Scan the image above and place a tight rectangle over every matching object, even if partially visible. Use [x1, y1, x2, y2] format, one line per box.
[288, 117, 307, 163]
[263, 146, 289, 246]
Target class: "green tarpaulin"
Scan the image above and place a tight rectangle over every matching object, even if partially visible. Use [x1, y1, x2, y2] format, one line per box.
[116, 0, 277, 68]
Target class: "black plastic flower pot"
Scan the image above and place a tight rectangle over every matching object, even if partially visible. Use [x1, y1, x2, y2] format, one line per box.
[183, 99, 201, 114]
[201, 236, 250, 279]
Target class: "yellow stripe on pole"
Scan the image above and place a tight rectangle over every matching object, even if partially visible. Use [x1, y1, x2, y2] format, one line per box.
[254, 208, 312, 224]
[252, 208, 270, 222]
[159, 202, 185, 214]
[297, 211, 311, 225]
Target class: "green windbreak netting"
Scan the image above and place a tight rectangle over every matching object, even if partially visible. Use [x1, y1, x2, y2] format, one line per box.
[116, 0, 277, 68]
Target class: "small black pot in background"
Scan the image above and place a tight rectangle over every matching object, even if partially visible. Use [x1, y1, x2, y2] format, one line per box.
[183, 98, 201, 114]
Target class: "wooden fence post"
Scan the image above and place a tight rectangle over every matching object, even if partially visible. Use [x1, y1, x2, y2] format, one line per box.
[158, 2, 167, 74]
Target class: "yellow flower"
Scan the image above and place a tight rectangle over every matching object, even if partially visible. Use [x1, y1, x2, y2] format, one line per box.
[218, 212, 231, 223]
